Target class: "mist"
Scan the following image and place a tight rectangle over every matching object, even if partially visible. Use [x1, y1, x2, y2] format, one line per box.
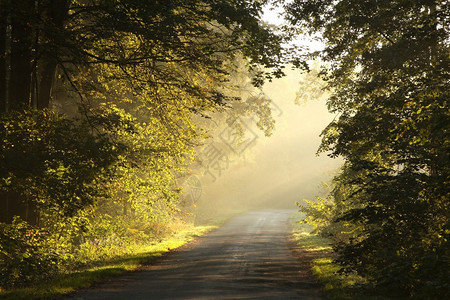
[193, 68, 343, 217]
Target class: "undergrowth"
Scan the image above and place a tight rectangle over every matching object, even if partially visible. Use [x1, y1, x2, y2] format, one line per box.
[291, 212, 392, 300]
[0, 224, 215, 300]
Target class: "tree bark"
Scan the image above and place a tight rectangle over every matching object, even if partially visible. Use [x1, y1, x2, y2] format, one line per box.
[9, 0, 34, 110]
[0, 0, 8, 113]
[37, 0, 69, 109]
[37, 60, 56, 109]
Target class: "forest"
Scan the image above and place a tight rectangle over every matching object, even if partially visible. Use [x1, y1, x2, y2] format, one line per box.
[0, 0, 448, 299]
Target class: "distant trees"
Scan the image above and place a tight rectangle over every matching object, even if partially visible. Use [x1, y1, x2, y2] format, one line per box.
[287, 0, 449, 297]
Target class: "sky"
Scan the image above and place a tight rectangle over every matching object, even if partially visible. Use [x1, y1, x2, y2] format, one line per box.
[261, 2, 325, 52]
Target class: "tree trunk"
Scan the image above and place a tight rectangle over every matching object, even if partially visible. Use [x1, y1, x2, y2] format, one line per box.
[0, 191, 38, 225]
[9, 0, 34, 110]
[37, 60, 56, 109]
[37, 0, 69, 109]
[0, 0, 8, 113]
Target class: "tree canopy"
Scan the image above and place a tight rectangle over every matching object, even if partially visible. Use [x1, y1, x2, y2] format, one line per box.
[0, 0, 292, 288]
[0, 0, 288, 218]
[287, 0, 449, 297]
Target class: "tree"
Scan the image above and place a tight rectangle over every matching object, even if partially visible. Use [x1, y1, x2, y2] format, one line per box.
[0, 0, 288, 221]
[286, 0, 449, 297]
[0, 0, 286, 111]
[0, 1, 293, 288]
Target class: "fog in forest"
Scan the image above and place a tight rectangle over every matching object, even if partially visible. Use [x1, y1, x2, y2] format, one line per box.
[191, 68, 343, 218]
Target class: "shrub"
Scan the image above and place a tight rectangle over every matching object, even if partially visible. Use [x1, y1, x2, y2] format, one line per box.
[0, 217, 59, 289]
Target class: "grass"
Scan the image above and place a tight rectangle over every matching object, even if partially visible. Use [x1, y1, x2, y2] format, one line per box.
[0, 225, 216, 300]
[290, 212, 390, 300]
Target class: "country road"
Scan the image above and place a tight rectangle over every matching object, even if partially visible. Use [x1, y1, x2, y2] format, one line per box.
[66, 210, 323, 299]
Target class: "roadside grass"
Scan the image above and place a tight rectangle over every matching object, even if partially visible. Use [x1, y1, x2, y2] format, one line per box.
[291, 212, 390, 300]
[0, 225, 216, 300]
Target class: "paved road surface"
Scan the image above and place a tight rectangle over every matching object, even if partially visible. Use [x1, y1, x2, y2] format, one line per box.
[66, 209, 323, 299]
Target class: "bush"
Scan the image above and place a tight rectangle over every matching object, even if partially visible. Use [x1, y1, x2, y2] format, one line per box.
[0, 217, 59, 289]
